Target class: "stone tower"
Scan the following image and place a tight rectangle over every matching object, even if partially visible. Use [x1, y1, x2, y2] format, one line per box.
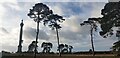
[17, 20, 24, 53]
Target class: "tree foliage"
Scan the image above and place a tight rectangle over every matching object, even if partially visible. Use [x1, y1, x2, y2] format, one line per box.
[112, 40, 120, 55]
[28, 3, 53, 23]
[41, 42, 53, 53]
[28, 3, 66, 57]
[27, 41, 38, 52]
[80, 18, 97, 56]
[44, 14, 65, 30]
[27, 3, 53, 58]
[89, 2, 120, 55]
[90, 2, 120, 38]
[57, 44, 73, 53]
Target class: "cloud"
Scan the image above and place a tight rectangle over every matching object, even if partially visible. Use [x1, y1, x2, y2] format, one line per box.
[14, 0, 108, 2]
[0, 0, 17, 3]
[47, 2, 93, 17]
[0, 27, 9, 34]
[2, 43, 17, 52]
[24, 27, 49, 40]
[90, 2, 105, 18]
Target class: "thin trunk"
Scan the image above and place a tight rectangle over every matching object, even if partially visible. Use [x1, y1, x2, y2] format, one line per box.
[118, 27, 120, 40]
[90, 26, 95, 56]
[34, 21, 39, 58]
[55, 27, 61, 56]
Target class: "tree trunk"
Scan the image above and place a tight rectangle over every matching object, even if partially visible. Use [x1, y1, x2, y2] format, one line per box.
[34, 21, 39, 58]
[55, 27, 61, 56]
[90, 26, 95, 56]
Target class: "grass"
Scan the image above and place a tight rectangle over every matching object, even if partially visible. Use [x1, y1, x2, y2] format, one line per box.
[2, 53, 120, 58]
[2, 55, 120, 58]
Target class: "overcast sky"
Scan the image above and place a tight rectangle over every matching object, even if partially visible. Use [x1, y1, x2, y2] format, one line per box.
[0, 0, 118, 53]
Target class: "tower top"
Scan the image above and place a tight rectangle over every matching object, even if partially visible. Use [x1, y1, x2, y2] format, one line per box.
[20, 20, 24, 26]
[22, 20, 23, 22]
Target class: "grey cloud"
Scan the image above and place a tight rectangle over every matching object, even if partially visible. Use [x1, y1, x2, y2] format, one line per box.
[24, 27, 49, 40]
[2, 44, 16, 52]
[0, 27, 9, 34]
[46, 2, 93, 17]
[58, 25, 91, 41]
[59, 30, 80, 40]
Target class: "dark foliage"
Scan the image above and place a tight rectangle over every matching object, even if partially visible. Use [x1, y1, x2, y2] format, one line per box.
[43, 14, 65, 30]
[87, 2, 120, 55]
[90, 2, 120, 38]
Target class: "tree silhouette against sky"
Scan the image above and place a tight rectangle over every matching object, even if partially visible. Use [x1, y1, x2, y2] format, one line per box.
[80, 18, 97, 56]
[57, 44, 64, 54]
[87, 2, 120, 55]
[99, 2, 120, 55]
[27, 3, 52, 58]
[68, 45, 73, 53]
[57, 44, 73, 54]
[27, 41, 38, 52]
[44, 14, 65, 56]
[27, 3, 65, 57]
[41, 42, 53, 53]
[89, 2, 120, 38]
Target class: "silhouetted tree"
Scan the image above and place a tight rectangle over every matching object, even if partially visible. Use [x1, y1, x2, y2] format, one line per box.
[62, 44, 69, 53]
[27, 3, 52, 58]
[112, 40, 120, 56]
[89, 49, 92, 54]
[41, 42, 53, 53]
[57, 44, 64, 54]
[44, 14, 65, 56]
[88, 2, 120, 38]
[80, 18, 97, 56]
[87, 2, 120, 55]
[68, 45, 73, 53]
[57, 44, 73, 54]
[28, 41, 38, 52]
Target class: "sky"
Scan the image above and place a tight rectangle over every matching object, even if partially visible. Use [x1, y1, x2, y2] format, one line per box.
[0, 0, 119, 53]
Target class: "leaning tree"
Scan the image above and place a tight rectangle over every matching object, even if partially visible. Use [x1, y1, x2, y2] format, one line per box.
[27, 3, 53, 58]
[28, 41, 38, 52]
[80, 18, 97, 56]
[44, 14, 65, 56]
[87, 2, 120, 55]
